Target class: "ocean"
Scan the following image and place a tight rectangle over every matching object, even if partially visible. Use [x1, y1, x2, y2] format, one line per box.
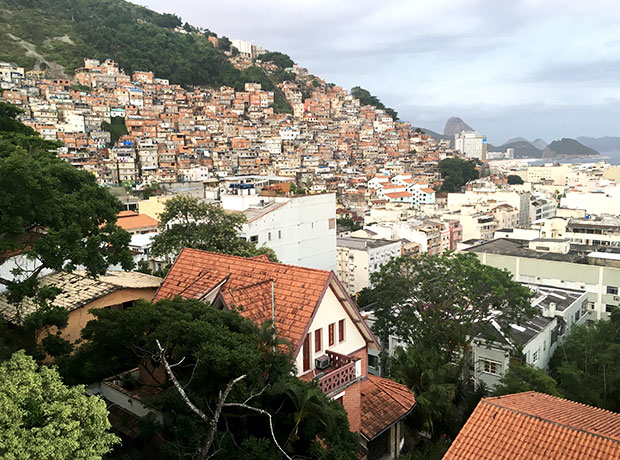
[527, 150, 620, 166]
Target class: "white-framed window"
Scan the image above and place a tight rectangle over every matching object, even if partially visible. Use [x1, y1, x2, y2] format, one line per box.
[481, 360, 500, 375]
[607, 286, 618, 295]
[532, 350, 538, 363]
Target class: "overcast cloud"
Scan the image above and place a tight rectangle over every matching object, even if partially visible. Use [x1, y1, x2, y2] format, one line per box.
[138, 0, 620, 144]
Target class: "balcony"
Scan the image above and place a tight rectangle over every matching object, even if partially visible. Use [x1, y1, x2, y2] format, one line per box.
[311, 351, 362, 395]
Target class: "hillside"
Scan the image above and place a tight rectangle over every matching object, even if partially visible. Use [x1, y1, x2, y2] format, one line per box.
[542, 138, 599, 158]
[487, 140, 542, 159]
[0, 0, 293, 112]
[577, 136, 620, 154]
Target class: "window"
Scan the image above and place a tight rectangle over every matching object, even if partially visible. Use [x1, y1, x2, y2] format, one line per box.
[606, 304, 617, 313]
[278, 230, 282, 239]
[250, 235, 258, 243]
[335, 396, 344, 406]
[329, 218, 336, 230]
[328, 323, 335, 346]
[532, 351, 538, 363]
[338, 319, 345, 343]
[607, 286, 618, 295]
[543, 340, 546, 351]
[482, 360, 500, 375]
[314, 328, 322, 353]
[268, 232, 271, 241]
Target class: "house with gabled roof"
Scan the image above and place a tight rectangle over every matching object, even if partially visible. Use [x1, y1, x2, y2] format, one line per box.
[443, 391, 620, 460]
[153, 248, 416, 459]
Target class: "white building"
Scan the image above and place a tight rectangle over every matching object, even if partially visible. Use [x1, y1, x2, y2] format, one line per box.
[454, 130, 488, 161]
[336, 237, 402, 295]
[222, 193, 337, 272]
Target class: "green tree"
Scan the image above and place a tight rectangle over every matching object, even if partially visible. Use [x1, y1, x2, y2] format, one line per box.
[550, 309, 620, 411]
[0, 102, 133, 303]
[366, 252, 534, 365]
[494, 362, 561, 396]
[438, 158, 480, 192]
[350, 86, 398, 120]
[336, 217, 362, 231]
[100, 117, 128, 145]
[507, 174, 524, 185]
[218, 36, 232, 52]
[259, 52, 294, 69]
[150, 195, 277, 261]
[59, 298, 359, 459]
[0, 350, 119, 459]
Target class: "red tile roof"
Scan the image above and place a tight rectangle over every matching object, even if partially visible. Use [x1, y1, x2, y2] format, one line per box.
[360, 375, 416, 440]
[443, 391, 620, 460]
[153, 248, 332, 351]
[116, 211, 159, 231]
[384, 191, 412, 199]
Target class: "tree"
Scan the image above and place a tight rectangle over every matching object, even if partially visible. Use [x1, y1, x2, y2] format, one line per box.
[438, 158, 479, 192]
[550, 308, 620, 411]
[0, 350, 119, 459]
[259, 52, 294, 69]
[507, 175, 524, 185]
[350, 86, 398, 120]
[150, 195, 277, 261]
[494, 362, 561, 396]
[337, 217, 362, 232]
[100, 117, 128, 145]
[59, 298, 359, 459]
[0, 103, 133, 303]
[218, 36, 232, 52]
[366, 252, 534, 365]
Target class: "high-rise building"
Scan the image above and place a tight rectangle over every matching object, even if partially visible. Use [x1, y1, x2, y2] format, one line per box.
[454, 130, 488, 161]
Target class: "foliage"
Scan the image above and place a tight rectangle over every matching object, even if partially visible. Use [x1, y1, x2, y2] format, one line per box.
[0, 0, 283, 93]
[336, 217, 362, 231]
[259, 51, 294, 69]
[507, 174, 524, 185]
[550, 309, 620, 411]
[494, 362, 561, 397]
[0, 350, 119, 459]
[350, 86, 398, 120]
[438, 158, 480, 192]
[0, 102, 134, 303]
[150, 195, 278, 262]
[59, 298, 359, 459]
[366, 252, 534, 365]
[100, 116, 128, 145]
[139, 181, 161, 199]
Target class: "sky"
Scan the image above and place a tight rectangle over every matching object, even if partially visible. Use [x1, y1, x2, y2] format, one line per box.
[138, 0, 620, 145]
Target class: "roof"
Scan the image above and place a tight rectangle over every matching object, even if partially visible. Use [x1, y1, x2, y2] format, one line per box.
[360, 375, 416, 440]
[443, 391, 620, 460]
[153, 248, 377, 352]
[0, 271, 162, 325]
[384, 191, 412, 199]
[116, 211, 159, 231]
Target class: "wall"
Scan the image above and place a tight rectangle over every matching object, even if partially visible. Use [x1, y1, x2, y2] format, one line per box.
[294, 285, 367, 376]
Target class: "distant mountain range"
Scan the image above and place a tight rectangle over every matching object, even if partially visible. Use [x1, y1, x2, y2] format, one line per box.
[442, 117, 601, 159]
[577, 136, 620, 154]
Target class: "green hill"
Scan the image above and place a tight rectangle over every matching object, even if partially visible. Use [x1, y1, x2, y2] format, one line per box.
[487, 140, 542, 158]
[0, 0, 292, 112]
[542, 138, 599, 158]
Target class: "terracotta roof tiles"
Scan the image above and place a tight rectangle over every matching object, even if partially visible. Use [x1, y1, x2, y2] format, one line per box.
[443, 391, 620, 460]
[153, 248, 331, 350]
[360, 375, 416, 440]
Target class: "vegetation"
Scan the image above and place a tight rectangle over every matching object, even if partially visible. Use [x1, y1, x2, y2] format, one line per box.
[0, 350, 119, 459]
[100, 116, 128, 145]
[350, 86, 398, 120]
[494, 363, 561, 396]
[0, 0, 292, 112]
[336, 217, 362, 231]
[507, 174, 524, 185]
[258, 51, 294, 69]
[59, 298, 359, 459]
[438, 158, 480, 192]
[550, 308, 620, 411]
[150, 195, 277, 262]
[0, 102, 133, 304]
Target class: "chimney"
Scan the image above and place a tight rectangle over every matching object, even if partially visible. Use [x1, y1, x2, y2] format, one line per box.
[548, 302, 556, 316]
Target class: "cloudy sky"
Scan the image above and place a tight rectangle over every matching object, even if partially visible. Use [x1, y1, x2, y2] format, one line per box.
[138, 0, 620, 144]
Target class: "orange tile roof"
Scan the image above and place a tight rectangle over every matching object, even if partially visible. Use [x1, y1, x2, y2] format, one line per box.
[116, 212, 159, 231]
[360, 375, 416, 440]
[384, 191, 412, 199]
[443, 391, 620, 460]
[153, 248, 332, 351]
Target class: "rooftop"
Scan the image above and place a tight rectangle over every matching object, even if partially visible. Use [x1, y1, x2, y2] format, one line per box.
[337, 236, 400, 250]
[443, 391, 620, 460]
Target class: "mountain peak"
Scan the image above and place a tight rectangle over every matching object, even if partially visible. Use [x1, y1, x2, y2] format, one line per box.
[444, 117, 473, 137]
